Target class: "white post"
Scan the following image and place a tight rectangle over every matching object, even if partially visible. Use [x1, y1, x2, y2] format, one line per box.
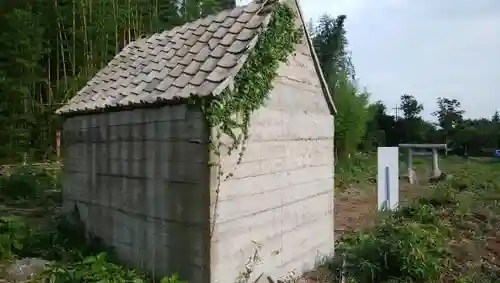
[377, 147, 399, 210]
[431, 148, 441, 178]
[407, 148, 413, 184]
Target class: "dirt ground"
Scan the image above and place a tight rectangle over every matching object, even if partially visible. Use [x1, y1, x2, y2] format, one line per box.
[334, 179, 425, 240]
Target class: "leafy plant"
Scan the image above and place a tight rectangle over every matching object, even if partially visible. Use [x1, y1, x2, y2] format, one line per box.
[0, 167, 43, 200]
[0, 206, 188, 283]
[36, 252, 148, 282]
[35, 252, 189, 283]
[0, 165, 61, 204]
[333, 218, 450, 283]
[0, 216, 30, 258]
[332, 156, 500, 283]
[161, 273, 187, 283]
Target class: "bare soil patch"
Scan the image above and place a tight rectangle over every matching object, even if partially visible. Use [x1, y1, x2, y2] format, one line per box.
[334, 180, 428, 239]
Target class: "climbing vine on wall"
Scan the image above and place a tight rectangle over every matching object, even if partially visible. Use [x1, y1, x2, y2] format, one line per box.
[190, 3, 302, 237]
[194, 3, 302, 157]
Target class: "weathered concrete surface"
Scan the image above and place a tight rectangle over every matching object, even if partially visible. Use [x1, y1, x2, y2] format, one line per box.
[61, 21, 334, 283]
[210, 34, 335, 282]
[62, 105, 211, 282]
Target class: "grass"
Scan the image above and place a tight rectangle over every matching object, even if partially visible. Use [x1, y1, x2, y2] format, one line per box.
[335, 153, 377, 191]
[2, 154, 500, 282]
[331, 154, 500, 283]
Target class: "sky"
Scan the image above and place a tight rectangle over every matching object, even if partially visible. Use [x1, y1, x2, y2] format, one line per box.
[237, 0, 500, 120]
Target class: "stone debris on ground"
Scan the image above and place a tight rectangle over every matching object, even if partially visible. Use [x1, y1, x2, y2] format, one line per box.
[4, 258, 50, 283]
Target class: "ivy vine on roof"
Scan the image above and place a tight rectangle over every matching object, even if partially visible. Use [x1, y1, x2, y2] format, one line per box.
[191, 2, 302, 157]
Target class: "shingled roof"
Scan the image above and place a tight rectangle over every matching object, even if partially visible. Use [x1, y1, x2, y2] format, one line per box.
[56, 0, 335, 115]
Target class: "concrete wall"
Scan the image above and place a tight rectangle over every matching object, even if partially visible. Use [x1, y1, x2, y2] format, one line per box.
[61, 105, 211, 282]
[210, 35, 335, 281]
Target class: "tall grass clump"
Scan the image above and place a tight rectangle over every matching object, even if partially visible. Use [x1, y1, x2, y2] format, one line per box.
[331, 202, 451, 283]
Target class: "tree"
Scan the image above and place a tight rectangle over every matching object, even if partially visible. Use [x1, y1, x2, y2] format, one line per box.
[397, 94, 427, 143]
[0, 0, 231, 162]
[491, 111, 500, 148]
[312, 14, 355, 86]
[363, 101, 395, 148]
[433, 97, 464, 132]
[334, 73, 371, 159]
[492, 111, 500, 124]
[311, 14, 369, 159]
[7, 3, 500, 161]
[432, 97, 465, 148]
[400, 94, 423, 120]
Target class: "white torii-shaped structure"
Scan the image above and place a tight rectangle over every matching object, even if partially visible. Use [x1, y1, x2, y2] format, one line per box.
[399, 143, 447, 184]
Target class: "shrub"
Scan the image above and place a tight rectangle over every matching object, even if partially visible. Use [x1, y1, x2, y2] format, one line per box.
[0, 168, 43, 200]
[393, 202, 443, 225]
[0, 216, 30, 258]
[35, 252, 188, 283]
[331, 211, 451, 283]
[0, 165, 61, 203]
[0, 210, 188, 283]
[36, 252, 149, 282]
[331, 156, 500, 283]
[20, 212, 97, 261]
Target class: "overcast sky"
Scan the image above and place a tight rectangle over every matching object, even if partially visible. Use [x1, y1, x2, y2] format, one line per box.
[237, 0, 500, 120]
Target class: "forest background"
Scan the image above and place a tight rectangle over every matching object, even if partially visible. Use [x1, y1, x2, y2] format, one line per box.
[0, 0, 495, 163]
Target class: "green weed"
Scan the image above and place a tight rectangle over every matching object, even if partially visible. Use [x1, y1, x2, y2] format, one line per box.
[36, 252, 149, 282]
[0, 165, 61, 205]
[0, 165, 185, 283]
[0, 216, 30, 258]
[331, 155, 500, 282]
